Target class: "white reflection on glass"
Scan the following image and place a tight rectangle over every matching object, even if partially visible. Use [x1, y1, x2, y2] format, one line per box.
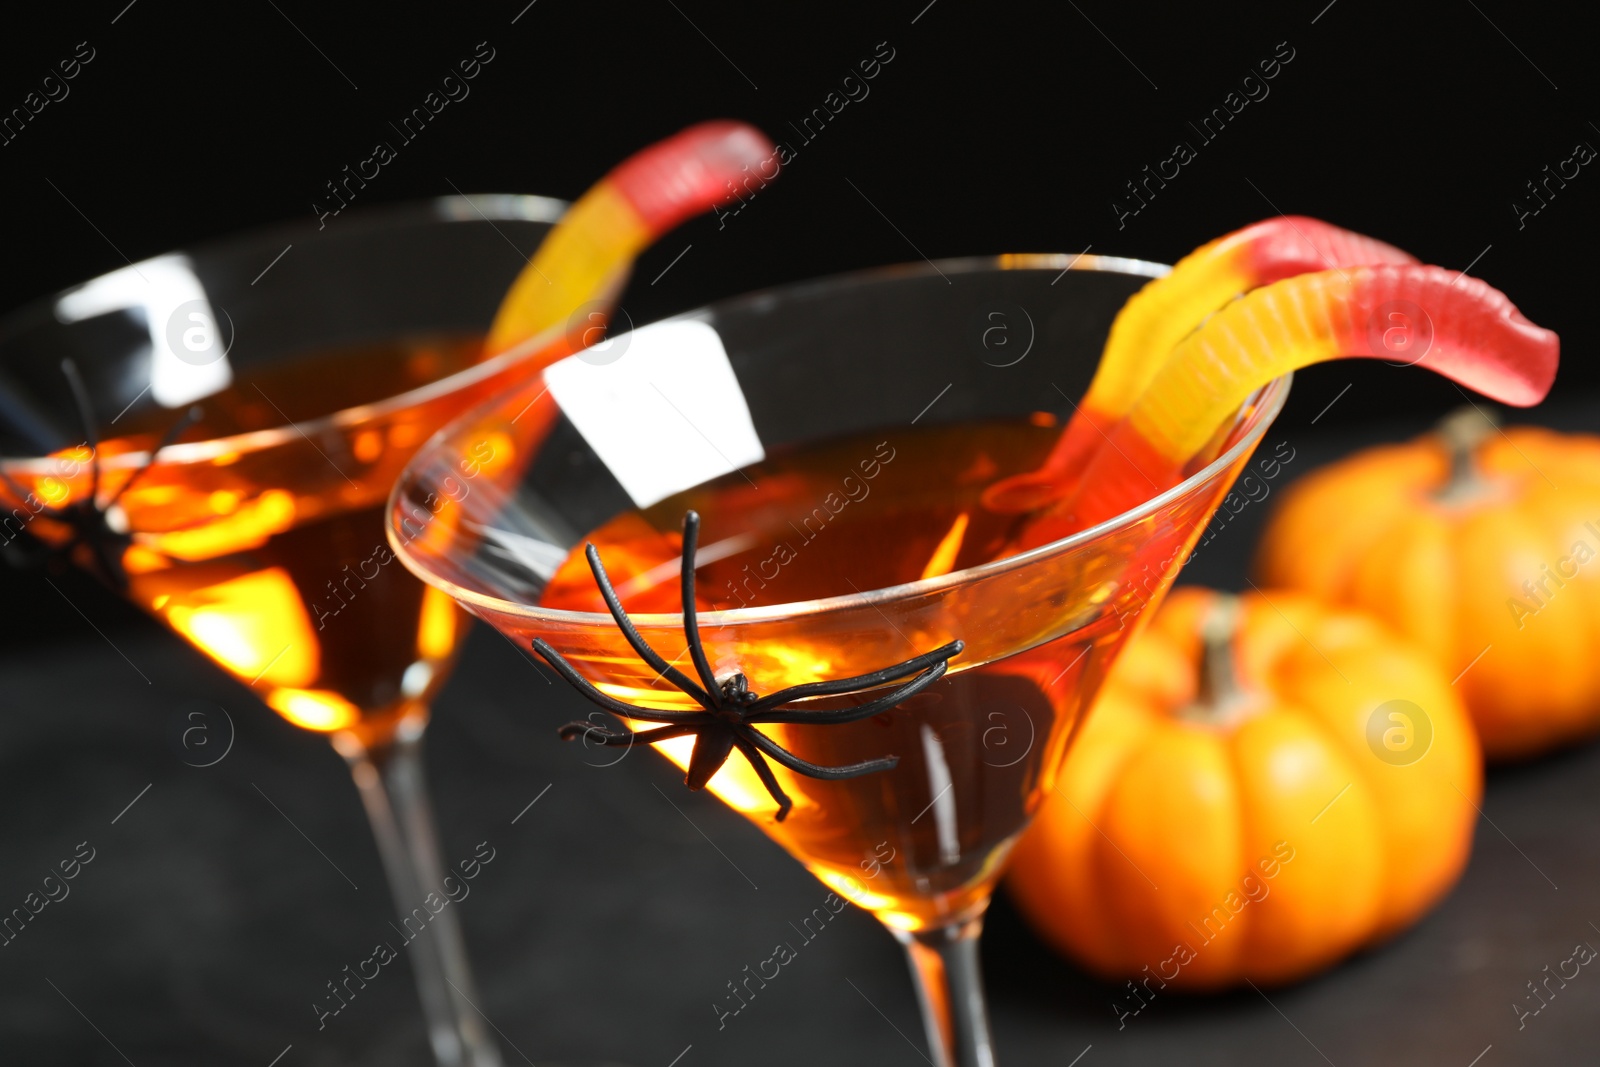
[543, 319, 764, 508]
[919, 724, 962, 866]
[54, 253, 233, 409]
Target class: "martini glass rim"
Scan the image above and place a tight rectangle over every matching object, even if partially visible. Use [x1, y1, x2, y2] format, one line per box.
[0, 192, 571, 474]
[388, 251, 1293, 628]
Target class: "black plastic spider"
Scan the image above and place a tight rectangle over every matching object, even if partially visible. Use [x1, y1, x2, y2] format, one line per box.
[0, 359, 197, 590]
[532, 510, 963, 821]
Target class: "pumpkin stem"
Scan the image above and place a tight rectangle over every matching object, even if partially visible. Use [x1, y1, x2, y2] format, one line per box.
[1433, 405, 1498, 505]
[1189, 594, 1248, 724]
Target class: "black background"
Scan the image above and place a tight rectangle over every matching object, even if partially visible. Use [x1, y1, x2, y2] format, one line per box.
[4, 0, 1597, 643]
[2, 2, 1598, 1065]
[2, 0, 1593, 412]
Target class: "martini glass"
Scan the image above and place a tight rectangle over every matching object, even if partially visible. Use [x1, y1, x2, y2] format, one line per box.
[387, 254, 1290, 1066]
[0, 194, 587, 1067]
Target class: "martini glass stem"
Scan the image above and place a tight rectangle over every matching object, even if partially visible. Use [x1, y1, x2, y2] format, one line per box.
[337, 722, 503, 1067]
[895, 913, 995, 1067]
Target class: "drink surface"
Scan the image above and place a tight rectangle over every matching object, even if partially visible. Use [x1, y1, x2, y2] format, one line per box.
[539, 417, 1164, 930]
[4, 335, 484, 744]
[543, 414, 1063, 612]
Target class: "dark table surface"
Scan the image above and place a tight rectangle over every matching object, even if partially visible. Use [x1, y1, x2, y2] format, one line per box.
[3, 388, 1598, 1066]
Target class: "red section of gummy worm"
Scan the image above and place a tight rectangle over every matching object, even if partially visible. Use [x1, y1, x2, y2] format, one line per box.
[1346, 264, 1558, 406]
[607, 121, 778, 236]
[1242, 215, 1417, 281]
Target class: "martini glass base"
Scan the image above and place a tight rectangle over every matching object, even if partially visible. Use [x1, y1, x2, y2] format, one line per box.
[896, 912, 995, 1067]
[335, 717, 503, 1067]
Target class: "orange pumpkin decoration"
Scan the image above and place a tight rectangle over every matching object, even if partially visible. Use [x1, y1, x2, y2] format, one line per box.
[1007, 587, 1479, 992]
[1257, 408, 1600, 760]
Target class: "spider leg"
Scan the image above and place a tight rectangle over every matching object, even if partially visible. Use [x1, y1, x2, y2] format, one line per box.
[583, 542, 716, 710]
[0, 474, 56, 566]
[677, 510, 722, 698]
[742, 726, 899, 780]
[0, 467, 50, 517]
[557, 721, 696, 746]
[82, 524, 128, 589]
[685, 722, 736, 791]
[530, 638, 711, 725]
[731, 734, 793, 821]
[59, 359, 100, 507]
[747, 659, 951, 724]
[747, 640, 964, 712]
[108, 405, 203, 506]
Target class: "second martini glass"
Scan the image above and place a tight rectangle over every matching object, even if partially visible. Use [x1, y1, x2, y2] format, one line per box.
[388, 254, 1291, 1065]
[0, 195, 577, 1066]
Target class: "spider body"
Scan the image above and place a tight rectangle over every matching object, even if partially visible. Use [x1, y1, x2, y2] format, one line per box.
[534, 510, 963, 821]
[0, 360, 196, 590]
[0, 478, 133, 588]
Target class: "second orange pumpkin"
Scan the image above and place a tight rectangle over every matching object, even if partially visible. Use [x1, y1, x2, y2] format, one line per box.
[1006, 587, 1480, 991]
